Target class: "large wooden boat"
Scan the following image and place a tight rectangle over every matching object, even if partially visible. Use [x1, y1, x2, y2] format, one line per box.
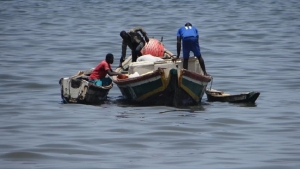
[112, 38, 212, 107]
[59, 69, 113, 104]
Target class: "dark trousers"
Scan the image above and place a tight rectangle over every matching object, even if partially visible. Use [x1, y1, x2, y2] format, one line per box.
[132, 42, 144, 62]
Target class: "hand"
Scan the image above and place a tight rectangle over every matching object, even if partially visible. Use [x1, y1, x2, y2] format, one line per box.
[145, 36, 149, 43]
[172, 56, 179, 63]
[172, 55, 179, 62]
[204, 73, 211, 76]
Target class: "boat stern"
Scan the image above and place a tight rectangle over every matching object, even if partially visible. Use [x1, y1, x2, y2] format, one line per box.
[59, 77, 89, 103]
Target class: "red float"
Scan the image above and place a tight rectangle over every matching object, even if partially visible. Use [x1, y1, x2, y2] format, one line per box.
[141, 38, 165, 58]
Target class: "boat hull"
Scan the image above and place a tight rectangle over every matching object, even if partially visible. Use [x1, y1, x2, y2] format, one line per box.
[205, 89, 260, 103]
[113, 68, 211, 107]
[178, 69, 210, 105]
[113, 38, 212, 107]
[59, 70, 113, 104]
[115, 68, 167, 102]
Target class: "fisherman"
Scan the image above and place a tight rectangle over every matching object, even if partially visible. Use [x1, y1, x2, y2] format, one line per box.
[173, 22, 209, 75]
[119, 26, 150, 67]
[89, 53, 122, 86]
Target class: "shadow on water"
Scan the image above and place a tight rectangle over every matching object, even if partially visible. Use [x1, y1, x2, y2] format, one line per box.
[204, 99, 259, 108]
[112, 96, 210, 112]
[59, 96, 144, 107]
[234, 102, 258, 107]
[59, 95, 258, 111]
[158, 106, 206, 114]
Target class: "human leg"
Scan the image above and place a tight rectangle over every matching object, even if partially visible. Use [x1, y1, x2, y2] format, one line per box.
[196, 56, 207, 75]
[131, 50, 138, 62]
[182, 39, 191, 70]
[135, 42, 145, 56]
[101, 77, 112, 86]
[190, 38, 208, 75]
[183, 58, 189, 69]
[132, 42, 144, 62]
[190, 38, 201, 56]
[136, 42, 144, 57]
[89, 79, 103, 86]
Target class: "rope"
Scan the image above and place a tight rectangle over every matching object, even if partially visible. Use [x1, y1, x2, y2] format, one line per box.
[210, 77, 213, 90]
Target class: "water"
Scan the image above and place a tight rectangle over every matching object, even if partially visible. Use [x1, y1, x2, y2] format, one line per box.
[1, 0, 300, 168]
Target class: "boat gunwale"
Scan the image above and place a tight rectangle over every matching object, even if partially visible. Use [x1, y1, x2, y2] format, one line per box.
[68, 75, 114, 90]
[182, 69, 212, 83]
[112, 68, 164, 85]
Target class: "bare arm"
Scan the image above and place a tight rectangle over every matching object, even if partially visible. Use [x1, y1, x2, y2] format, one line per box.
[130, 26, 147, 36]
[121, 40, 127, 59]
[130, 26, 149, 43]
[107, 69, 121, 76]
[176, 36, 181, 57]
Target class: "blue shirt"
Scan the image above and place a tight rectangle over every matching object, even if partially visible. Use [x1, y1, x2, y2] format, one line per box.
[177, 26, 199, 39]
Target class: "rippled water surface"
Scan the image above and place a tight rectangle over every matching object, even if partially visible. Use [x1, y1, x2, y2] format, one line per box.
[1, 0, 300, 168]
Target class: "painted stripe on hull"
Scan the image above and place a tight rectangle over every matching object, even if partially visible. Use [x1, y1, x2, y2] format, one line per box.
[179, 75, 208, 102]
[118, 75, 167, 101]
[117, 75, 161, 88]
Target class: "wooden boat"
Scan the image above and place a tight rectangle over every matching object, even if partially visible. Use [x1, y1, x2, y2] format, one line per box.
[112, 38, 212, 107]
[205, 89, 260, 103]
[59, 69, 113, 104]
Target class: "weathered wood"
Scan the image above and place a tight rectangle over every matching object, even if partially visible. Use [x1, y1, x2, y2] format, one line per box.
[59, 70, 113, 104]
[205, 89, 260, 103]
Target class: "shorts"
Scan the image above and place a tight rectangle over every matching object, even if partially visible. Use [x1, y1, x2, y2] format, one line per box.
[89, 77, 112, 86]
[182, 37, 201, 59]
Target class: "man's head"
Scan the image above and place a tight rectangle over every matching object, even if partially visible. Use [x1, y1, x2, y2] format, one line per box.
[120, 30, 127, 39]
[106, 53, 114, 64]
[185, 22, 192, 26]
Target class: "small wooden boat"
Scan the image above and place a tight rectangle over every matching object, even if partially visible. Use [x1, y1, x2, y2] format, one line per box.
[59, 69, 113, 104]
[205, 89, 260, 103]
[112, 38, 212, 107]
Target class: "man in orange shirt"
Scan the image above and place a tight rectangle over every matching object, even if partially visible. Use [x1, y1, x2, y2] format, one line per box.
[89, 53, 121, 86]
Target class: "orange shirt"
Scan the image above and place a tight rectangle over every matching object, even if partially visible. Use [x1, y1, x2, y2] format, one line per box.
[89, 60, 111, 80]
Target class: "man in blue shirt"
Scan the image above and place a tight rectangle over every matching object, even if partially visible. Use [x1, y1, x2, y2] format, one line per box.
[174, 22, 208, 75]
